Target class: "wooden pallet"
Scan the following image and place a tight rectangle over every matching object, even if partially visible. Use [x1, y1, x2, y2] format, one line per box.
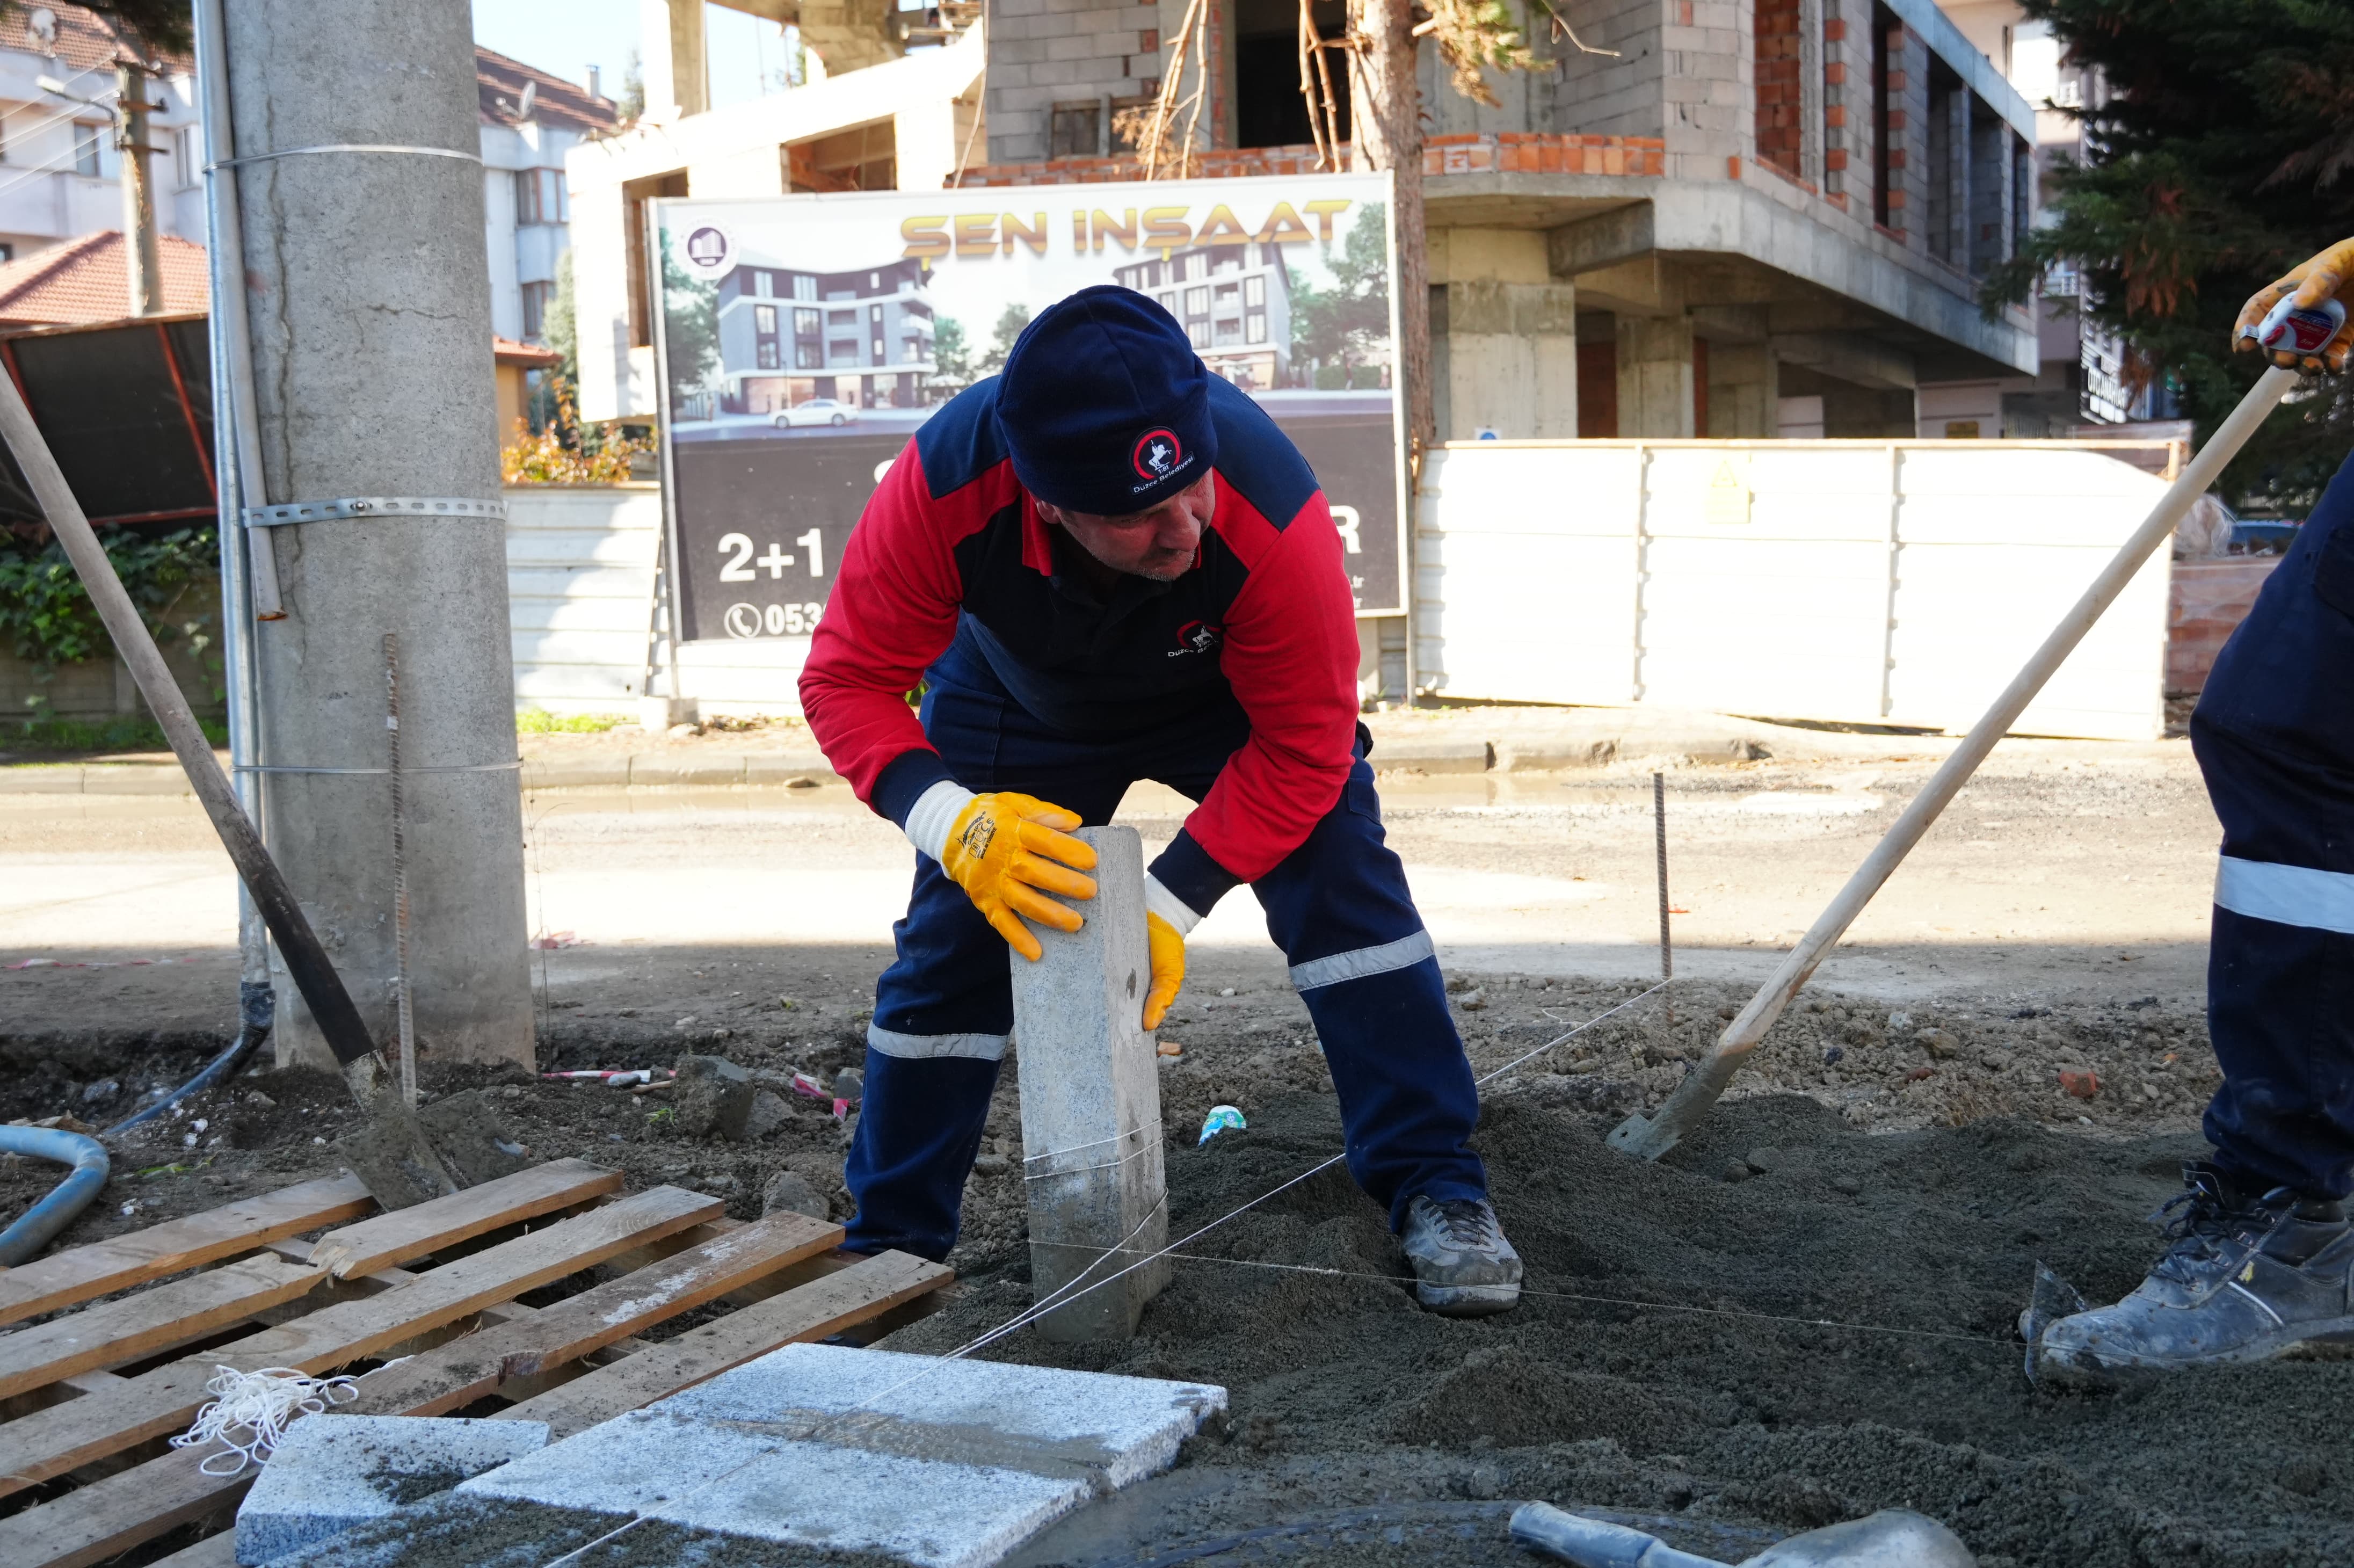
[0, 1159, 952, 1568]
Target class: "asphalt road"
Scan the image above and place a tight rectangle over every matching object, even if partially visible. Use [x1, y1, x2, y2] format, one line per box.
[0, 735, 2220, 1052]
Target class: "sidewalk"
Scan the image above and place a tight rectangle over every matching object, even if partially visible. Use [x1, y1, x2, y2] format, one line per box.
[0, 705, 1973, 796]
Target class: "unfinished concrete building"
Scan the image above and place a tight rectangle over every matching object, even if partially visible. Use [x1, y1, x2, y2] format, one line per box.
[965, 0, 2040, 439]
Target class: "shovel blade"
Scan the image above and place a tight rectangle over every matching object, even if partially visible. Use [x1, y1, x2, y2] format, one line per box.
[2017, 1261, 2090, 1385]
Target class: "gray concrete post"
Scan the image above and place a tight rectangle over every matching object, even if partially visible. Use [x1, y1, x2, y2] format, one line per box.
[1009, 826, 1170, 1342]
[1615, 315, 1696, 438]
[227, 0, 533, 1070]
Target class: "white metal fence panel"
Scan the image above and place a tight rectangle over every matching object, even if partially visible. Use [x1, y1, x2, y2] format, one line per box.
[1409, 445, 1641, 707]
[1418, 440, 2173, 741]
[504, 485, 815, 717]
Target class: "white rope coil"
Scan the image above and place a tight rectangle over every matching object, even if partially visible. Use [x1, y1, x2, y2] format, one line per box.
[169, 1364, 361, 1475]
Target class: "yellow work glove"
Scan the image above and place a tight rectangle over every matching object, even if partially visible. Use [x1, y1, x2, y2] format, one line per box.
[906, 783, 1098, 961]
[2235, 238, 2354, 373]
[1140, 875, 1200, 1032]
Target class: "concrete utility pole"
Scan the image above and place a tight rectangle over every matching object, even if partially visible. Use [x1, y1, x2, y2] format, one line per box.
[114, 62, 159, 316]
[222, 0, 534, 1070]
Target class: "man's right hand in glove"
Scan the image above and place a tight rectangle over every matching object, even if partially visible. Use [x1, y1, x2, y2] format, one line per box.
[904, 782, 1098, 960]
[2236, 238, 2354, 373]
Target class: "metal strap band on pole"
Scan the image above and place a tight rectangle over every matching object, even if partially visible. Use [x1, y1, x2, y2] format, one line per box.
[244, 496, 507, 527]
[234, 760, 522, 776]
[207, 143, 482, 170]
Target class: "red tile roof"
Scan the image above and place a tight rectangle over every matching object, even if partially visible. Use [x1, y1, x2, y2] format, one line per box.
[0, 230, 209, 327]
[493, 336, 562, 367]
[477, 46, 620, 136]
[0, 4, 192, 76]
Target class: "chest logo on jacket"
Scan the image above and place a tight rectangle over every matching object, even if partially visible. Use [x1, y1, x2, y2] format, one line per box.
[1169, 620, 1224, 658]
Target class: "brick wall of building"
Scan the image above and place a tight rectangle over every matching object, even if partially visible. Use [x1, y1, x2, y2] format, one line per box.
[1878, 10, 1929, 250]
[1819, 0, 1868, 209]
[1754, 0, 1803, 176]
[986, 0, 1161, 165]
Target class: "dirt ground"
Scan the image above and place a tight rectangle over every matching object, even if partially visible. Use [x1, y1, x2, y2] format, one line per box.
[8, 735, 2344, 1566]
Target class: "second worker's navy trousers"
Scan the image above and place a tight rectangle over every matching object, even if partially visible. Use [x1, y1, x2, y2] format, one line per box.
[2191, 445, 2354, 1200]
[841, 657, 1489, 1261]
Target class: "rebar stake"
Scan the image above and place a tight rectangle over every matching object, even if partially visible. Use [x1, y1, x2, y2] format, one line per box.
[386, 633, 416, 1108]
[1654, 771, 1673, 1029]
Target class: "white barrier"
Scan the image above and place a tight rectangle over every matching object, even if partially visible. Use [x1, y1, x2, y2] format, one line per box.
[1414, 440, 2176, 741]
[503, 484, 813, 717]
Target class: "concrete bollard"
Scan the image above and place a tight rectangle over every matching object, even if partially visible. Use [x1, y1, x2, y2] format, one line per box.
[1009, 825, 1171, 1341]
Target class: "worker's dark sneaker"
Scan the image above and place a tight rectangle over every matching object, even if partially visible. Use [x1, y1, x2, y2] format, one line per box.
[1400, 1195, 1522, 1317]
[2031, 1162, 2354, 1385]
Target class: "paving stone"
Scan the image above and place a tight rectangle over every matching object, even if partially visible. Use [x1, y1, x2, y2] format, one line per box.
[457, 1344, 1226, 1568]
[235, 1414, 548, 1564]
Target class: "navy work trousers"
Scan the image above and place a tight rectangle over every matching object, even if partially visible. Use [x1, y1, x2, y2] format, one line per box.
[841, 655, 1489, 1261]
[2191, 448, 2354, 1199]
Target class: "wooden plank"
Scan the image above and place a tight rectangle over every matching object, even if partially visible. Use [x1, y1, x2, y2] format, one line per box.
[146, 1532, 239, 1568]
[0, 1186, 719, 1503]
[340, 1210, 841, 1418]
[496, 1249, 951, 1439]
[0, 1175, 374, 1327]
[0, 1254, 325, 1402]
[303, 1158, 620, 1278]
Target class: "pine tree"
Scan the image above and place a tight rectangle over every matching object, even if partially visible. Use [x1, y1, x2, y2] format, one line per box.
[1983, 1, 2354, 505]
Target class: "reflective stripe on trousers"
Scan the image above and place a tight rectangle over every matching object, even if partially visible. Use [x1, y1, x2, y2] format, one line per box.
[2215, 855, 2354, 937]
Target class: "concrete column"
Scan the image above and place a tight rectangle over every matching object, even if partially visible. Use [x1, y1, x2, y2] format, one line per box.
[1430, 280, 1578, 440]
[640, 0, 707, 124]
[228, 0, 533, 1069]
[1705, 340, 1776, 437]
[1615, 315, 1696, 438]
[1009, 826, 1169, 1341]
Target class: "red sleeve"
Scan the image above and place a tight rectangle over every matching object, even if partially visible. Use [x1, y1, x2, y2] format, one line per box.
[797, 441, 971, 811]
[1180, 490, 1361, 881]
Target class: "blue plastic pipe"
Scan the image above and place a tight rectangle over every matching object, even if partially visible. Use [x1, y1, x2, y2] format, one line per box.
[0, 1124, 111, 1266]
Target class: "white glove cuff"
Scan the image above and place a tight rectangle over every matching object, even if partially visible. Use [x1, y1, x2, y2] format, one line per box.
[904, 779, 977, 864]
[1144, 874, 1202, 936]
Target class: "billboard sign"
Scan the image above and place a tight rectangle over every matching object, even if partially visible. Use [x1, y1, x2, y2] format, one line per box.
[649, 173, 1404, 647]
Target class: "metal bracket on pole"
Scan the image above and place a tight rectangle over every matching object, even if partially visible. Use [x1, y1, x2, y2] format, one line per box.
[208, 143, 484, 171]
[244, 496, 507, 527]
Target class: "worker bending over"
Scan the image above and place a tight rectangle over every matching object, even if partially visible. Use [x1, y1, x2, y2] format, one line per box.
[799, 287, 1521, 1316]
[2036, 242, 2354, 1376]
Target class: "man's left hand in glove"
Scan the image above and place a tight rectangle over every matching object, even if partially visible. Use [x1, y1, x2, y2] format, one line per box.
[1142, 876, 1199, 1031]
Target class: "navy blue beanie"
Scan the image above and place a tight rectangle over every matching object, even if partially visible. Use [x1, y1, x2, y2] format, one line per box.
[996, 285, 1217, 517]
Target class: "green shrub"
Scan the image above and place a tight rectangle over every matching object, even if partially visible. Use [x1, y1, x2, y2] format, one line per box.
[515, 708, 631, 734]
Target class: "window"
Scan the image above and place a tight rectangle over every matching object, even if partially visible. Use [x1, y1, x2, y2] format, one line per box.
[830, 338, 858, 364]
[1246, 312, 1267, 344]
[1215, 318, 1241, 346]
[173, 125, 199, 187]
[754, 303, 779, 334]
[1049, 101, 1101, 158]
[796, 343, 823, 369]
[72, 121, 103, 178]
[1244, 275, 1265, 308]
[1187, 321, 1209, 349]
[794, 308, 822, 337]
[793, 274, 816, 301]
[1185, 286, 1209, 318]
[903, 334, 925, 364]
[520, 280, 554, 339]
[827, 309, 856, 326]
[513, 168, 568, 225]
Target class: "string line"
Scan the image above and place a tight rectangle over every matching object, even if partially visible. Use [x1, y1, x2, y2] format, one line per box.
[536, 984, 1667, 1566]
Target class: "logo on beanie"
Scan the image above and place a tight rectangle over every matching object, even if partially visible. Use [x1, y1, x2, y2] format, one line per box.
[1132, 428, 1188, 487]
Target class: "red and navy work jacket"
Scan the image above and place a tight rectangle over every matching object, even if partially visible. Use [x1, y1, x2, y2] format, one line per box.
[798, 374, 1360, 914]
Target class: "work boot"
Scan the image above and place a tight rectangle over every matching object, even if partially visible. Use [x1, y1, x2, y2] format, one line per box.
[1400, 1194, 1522, 1317]
[2030, 1162, 2354, 1384]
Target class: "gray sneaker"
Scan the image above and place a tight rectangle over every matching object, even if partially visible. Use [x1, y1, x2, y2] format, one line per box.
[1400, 1194, 1523, 1316]
[2030, 1162, 2354, 1385]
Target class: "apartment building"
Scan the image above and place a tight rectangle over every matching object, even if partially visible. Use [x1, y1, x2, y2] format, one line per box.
[0, 6, 204, 269]
[477, 48, 619, 346]
[713, 252, 937, 412]
[970, 0, 2046, 441]
[1113, 241, 1295, 391]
